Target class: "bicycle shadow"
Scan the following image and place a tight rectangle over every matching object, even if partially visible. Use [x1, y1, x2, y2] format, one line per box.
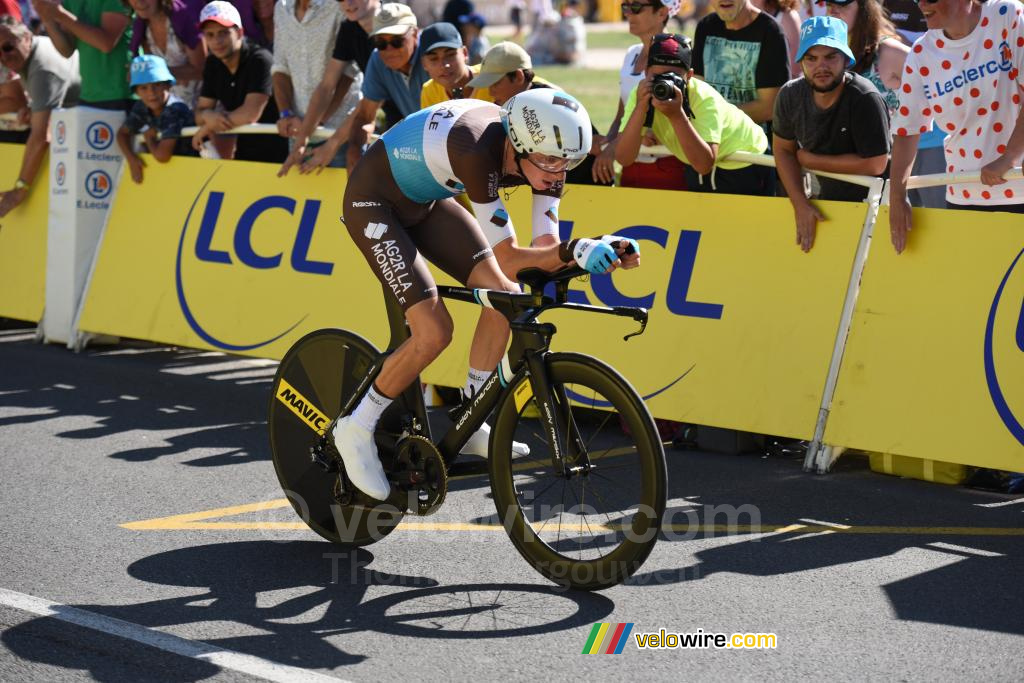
[1, 540, 615, 680]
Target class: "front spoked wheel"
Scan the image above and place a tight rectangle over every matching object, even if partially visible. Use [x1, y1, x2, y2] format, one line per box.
[268, 328, 404, 546]
[489, 353, 667, 590]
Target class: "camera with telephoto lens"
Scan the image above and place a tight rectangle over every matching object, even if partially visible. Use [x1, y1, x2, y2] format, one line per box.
[651, 72, 685, 101]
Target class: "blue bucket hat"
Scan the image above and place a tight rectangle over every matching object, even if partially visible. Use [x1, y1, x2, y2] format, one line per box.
[129, 54, 176, 89]
[796, 16, 855, 67]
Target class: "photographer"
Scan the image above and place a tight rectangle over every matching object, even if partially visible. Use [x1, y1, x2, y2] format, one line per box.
[615, 33, 772, 196]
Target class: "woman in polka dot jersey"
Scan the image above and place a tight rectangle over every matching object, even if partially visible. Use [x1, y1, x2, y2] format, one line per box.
[889, 0, 1024, 254]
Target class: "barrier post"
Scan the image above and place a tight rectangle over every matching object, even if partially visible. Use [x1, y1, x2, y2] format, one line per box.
[41, 106, 124, 346]
[803, 177, 885, 473]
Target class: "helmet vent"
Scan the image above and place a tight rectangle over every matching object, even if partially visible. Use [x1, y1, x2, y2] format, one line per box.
[553, 125, 563, 150]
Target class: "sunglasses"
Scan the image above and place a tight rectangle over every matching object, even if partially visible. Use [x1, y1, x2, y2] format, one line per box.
[912, 0, 941, 4]
[620, 2, 659, 15]
[372, 33, 408, 50]
[820, 0, 857, 5]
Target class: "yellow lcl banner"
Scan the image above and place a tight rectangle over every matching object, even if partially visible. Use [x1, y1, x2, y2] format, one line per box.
[78, 155, 867, 440]
[826, 206, 1024, 471]
[0, 143, 48, 322]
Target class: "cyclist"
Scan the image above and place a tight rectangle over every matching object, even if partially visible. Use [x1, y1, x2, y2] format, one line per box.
[335, 89, 640, 500]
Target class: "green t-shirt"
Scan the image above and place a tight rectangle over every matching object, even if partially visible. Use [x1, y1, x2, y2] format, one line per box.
[64, 0, 132, 103]
[621, 77, 767, 171]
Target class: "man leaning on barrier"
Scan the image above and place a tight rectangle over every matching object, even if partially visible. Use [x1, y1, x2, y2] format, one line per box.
[773, 17, 890, 253]
[888, 0, 1024, 254]
[0, 15, 79, 219]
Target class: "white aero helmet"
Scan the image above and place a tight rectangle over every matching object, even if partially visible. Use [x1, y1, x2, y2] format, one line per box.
[501, 89, 593, 171]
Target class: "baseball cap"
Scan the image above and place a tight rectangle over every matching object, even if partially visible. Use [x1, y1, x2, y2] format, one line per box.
[467, 41, 531, 88]
[130, 53, 176, 88]
[658, 0, 682, 15]
[457, 12, 486, 28]
[648, 33, 692, 70]
[795, 16, 856, 66]
[198, 0, 242, 29]
[420, 22, 462, 54]
[370, 3, 417, 37]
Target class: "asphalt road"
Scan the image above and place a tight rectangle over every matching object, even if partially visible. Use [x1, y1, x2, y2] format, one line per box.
[1, 319, 1022, 682]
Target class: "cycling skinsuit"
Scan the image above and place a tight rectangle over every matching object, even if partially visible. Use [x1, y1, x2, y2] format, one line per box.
[342, 99, 563, 310]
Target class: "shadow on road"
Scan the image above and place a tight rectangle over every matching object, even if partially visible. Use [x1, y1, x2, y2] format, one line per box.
[1, 540, 615, 681]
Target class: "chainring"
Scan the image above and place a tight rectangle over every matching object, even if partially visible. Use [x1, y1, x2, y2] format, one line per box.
[391, 435, 448, 516]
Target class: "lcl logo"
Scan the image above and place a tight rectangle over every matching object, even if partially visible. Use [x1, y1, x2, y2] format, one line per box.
[984, 247, 1024, 447]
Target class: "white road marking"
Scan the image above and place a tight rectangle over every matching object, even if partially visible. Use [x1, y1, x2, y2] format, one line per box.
[924, 542, 1005, 557]
[798, 518, 852, 529]
[974, 498, 1024, 508]
[0, 587, 350, 683]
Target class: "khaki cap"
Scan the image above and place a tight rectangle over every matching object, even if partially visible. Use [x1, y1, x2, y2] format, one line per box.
[370, 3, 417, 37]
[467, 42, 532, 88]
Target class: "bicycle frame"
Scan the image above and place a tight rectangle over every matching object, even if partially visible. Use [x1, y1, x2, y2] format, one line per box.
[339, 272, 649, 474]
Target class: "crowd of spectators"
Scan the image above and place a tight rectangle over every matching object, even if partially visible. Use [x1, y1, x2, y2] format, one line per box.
[0, 0, 1022, 247]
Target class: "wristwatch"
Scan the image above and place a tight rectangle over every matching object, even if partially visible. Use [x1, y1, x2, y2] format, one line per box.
[13, 179, 28, 191]
[279, 109, 294, 120]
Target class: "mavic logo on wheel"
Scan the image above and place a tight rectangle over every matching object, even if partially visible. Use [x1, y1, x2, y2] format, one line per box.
[276, 378, 330, 433]
[364, 222, 388, 240]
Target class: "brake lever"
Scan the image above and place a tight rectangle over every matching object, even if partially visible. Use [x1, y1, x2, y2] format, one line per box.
[620, 308, 648, 342]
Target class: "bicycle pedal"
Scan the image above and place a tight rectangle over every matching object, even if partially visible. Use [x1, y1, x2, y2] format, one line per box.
[310, 435, 340, 473]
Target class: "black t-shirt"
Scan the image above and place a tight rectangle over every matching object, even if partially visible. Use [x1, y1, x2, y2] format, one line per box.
[692, 12, 790, 108]
[200, 39, 279, 124]
[331, 19, 402, 129]
[773, 72, 891, 202]
[199, 39, 287, 163]
[884, 0, 928, 41]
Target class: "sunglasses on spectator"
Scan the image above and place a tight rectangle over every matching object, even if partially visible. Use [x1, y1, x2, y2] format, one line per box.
[372, 34, 408, 50]
[912, 0, 941, 4]
[620, 2, 659, 15]
[819, 0, 857, 5]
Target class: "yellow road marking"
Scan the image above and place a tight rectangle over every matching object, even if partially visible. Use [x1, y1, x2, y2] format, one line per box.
[120, 502, 1024, 536]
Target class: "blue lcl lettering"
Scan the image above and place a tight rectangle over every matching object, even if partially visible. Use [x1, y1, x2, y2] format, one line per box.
[193, 192, 334, 275]
[556, 221, 723, 320]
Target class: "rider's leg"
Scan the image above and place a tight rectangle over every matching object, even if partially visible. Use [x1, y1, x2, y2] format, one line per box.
[413, 199, 529, 458]
[338, 187, 450, 499]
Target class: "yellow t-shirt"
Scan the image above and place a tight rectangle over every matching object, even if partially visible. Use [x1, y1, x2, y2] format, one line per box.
[420, 64, 495, 108]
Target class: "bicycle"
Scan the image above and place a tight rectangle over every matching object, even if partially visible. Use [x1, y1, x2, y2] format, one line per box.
[268, 265, 668, 591]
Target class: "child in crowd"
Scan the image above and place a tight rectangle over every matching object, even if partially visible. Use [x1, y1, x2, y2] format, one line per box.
[116, 54, 195, 184]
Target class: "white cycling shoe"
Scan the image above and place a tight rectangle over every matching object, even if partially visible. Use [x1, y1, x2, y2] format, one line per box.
[331, 416, 392, 501]
[460, 422, 530, 459]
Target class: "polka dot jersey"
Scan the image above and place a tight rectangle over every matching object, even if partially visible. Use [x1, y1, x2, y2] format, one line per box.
[893, 0, 1024, 205]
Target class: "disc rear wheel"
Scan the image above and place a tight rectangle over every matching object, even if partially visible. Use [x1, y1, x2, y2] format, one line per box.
[268, 328, 403, 545]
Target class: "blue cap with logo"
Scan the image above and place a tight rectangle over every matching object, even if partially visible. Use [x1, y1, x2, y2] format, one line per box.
[129, 53, 176, 88]
[796, 16, 855, 67]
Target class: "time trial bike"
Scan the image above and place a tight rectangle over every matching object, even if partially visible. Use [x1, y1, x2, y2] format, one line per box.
[267, 265, 668, 590]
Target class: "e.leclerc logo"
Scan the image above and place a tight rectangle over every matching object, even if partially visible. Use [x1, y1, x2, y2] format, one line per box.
[175, 168, 337, 351]
[984, 247, 1024, 447]
[84, 170, 112, 199]
[85, 121, 114, 150]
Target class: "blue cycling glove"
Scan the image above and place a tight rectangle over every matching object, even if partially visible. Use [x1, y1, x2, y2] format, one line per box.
[571, 238, 617, 274]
